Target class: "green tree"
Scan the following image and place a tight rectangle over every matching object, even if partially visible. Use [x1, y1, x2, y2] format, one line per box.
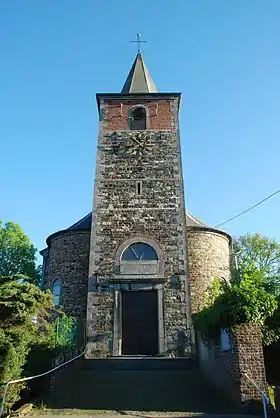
[0, 278, 77, 414]
[0, 221, 77, 415]
[0, 276, 55, 414]
[234, 233, 280, 292]
[233, 233, 280, 346]
[193, 270, 278, 344]
[0, 221, 42, 286]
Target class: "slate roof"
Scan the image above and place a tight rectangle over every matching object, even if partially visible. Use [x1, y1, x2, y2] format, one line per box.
[40, 211, 223, 254]
[67, 213, 92, 230]
[185, 211, 209, 228]
[121, 53, 158, 94]
[66, 210, 208, 232]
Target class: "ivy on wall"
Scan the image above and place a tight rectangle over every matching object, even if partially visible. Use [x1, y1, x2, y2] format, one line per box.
[192, 270, 279, 347]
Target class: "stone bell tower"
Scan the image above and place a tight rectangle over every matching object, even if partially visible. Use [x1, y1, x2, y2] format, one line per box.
[86, 50, 192, 358]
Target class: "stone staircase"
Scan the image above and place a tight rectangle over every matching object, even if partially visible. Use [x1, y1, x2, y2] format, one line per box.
[44, 357, 255, 416]
[84, 356, 197, 370]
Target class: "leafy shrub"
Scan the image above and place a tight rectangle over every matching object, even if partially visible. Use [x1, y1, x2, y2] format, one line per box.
[0, 277, 77, 415]
[193, 270, 279, 346]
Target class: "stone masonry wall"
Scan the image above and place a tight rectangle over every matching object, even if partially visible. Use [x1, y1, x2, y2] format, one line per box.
[187, 227, 231, 314]
[87, 289, 114, 358]
[104, 99, 174, 131]
[235, 324, 267, 405]
[197, 335, 240, 400]
[198, 325, 267, 410]
[44, 230, 90, 345]
[87, 96, 191, 357]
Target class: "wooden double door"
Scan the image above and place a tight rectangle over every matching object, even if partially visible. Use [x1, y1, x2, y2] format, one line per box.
[121, 290, 158, 355]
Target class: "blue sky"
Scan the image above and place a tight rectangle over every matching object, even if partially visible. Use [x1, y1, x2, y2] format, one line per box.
[1, 1, 280, 258]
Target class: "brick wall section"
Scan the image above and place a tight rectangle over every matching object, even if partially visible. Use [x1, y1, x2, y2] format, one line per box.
[187, 227, 232, 313]
[87, 96, 191, 357]
[104, 99, 174, 131]
[44, 230, 90, 345]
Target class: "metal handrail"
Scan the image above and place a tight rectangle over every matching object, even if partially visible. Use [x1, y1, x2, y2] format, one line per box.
[0, 348, 86, 418]
[244, 373, 270, 418]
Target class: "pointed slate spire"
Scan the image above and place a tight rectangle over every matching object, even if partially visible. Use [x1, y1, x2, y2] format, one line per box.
[121, 53, 158, 94]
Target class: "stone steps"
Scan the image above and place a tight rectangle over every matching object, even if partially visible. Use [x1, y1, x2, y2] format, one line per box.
[46, 359, 240, 415]
[82, 357, 197, 371]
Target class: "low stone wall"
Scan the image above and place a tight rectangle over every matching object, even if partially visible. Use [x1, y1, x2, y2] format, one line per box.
[49, 347, 84, 391]
[236, 325, 267, 402]
[197, 324, 267, 411]
[197, 335, 240, 400]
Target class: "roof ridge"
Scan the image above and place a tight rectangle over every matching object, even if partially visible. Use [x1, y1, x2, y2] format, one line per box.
[185, 210, 209, 228]
[129, 53, 139, 92]
[140, 53, 149, 91]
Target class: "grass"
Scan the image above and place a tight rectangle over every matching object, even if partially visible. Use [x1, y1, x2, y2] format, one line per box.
[28, 408, 203, 416]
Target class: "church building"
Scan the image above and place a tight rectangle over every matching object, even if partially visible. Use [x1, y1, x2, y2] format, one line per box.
[41, 48, 269, 409]
[41, 51, 233, 358]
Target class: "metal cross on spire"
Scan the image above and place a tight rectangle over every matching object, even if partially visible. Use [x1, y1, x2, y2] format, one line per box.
[130, 33, 147, 53]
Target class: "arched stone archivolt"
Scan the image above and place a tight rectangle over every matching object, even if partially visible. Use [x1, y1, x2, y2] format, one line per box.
[115, 236, 164, 277]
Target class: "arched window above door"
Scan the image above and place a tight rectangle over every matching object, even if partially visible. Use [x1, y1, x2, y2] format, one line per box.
[129, 107, 147, 130]
[117, 239, 163, 277]
[121, 242, 158, 261]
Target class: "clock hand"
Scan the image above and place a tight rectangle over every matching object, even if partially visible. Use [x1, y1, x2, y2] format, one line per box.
[139, 253, 144, 261]
[132, 137, 144, 147]
[131, 245, 139, 260]
[128, 144, 138, 153]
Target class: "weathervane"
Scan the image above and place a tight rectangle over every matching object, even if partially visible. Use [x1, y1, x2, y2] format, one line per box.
[130, 33, 147, 53]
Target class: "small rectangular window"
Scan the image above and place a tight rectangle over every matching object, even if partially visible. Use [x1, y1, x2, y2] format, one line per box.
[136, 181, 142, 196]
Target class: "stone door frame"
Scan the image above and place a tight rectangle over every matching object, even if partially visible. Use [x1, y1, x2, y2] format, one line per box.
[112, 281, 165, 356]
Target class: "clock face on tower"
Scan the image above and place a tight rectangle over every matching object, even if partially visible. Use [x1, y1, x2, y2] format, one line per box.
[125, 132, 154, 158]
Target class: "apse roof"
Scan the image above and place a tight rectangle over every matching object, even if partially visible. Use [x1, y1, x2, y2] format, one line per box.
[67, 211, 208, 231]
[40, 211, 227, 254]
